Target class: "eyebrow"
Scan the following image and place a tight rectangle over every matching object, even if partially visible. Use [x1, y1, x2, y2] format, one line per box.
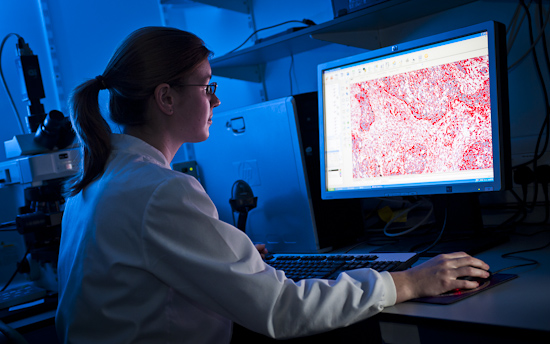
[195, 74, 211, 84]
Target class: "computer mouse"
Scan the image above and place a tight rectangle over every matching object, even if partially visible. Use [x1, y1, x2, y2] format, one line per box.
[457, 272, 492, 285]
[439, 273, 493, 296]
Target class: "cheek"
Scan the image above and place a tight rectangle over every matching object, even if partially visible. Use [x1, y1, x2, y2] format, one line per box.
[182, 99, 207, 119]
[197, 99, 212, 120]
[178, 93, 212, 128]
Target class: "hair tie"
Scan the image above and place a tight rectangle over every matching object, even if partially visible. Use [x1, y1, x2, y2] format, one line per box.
[95, 75, 108, 90]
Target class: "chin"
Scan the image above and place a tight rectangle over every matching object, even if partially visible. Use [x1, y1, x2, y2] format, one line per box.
[193, 133, 210, 143]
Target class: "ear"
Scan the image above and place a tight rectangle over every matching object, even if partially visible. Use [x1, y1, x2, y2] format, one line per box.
[153, 83, 175, 115]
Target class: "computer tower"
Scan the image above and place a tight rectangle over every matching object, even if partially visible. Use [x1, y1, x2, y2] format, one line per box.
[192, 93, 363, 253]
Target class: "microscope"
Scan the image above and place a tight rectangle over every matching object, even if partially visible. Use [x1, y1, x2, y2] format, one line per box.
[0, 35, 78, 292]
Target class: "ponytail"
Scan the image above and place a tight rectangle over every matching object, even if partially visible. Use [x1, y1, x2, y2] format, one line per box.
[65, 77, 112, 197]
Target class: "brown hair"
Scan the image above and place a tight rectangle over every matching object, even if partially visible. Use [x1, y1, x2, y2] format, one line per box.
[66, 27, 212, 196]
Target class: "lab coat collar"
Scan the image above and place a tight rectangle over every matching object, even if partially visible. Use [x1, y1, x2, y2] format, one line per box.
[111, 134, 171, 169]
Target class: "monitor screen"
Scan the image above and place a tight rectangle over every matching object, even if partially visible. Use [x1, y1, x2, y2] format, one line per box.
[318, 21, 510, 202]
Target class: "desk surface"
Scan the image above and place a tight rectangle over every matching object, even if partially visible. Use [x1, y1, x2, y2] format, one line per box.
[380, 225, 550, 333]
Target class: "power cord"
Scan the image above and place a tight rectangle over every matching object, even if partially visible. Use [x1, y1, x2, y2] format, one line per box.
[492, 229, 550, 275]
[506, 1, 550, 226]
[1, 246, 31, 292]
[535, 164, 550, 223]
[382, 197, 433, 237]
[0, 221, 17, 230]
[0, 32, 26, 134]
[416, 207, 448, 255]
[506, 0, 528, 53]
[514, 165, 535, 207]
[507, 3, 550, 70]
[227, 19, 316, 54]
[511, 1, 550, 171]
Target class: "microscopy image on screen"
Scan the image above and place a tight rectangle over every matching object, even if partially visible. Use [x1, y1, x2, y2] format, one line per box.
[349, 55, 492, 180]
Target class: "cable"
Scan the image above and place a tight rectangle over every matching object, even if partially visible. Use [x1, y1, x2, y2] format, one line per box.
[508, 3, 550, 70]
[1, 246, 31, 292]
[497, 188, 529, 226]
[0, 33, 26, 134]
[537, 0, 550, 77]
[382, 198, 433, 237]
[417, 207, 447, 255]
[520, 1, 550, 209]
[492, 236, 550, 275]
[507, 0, 528, 53]
[226, 19, 316, 54]
[0, 221, 17, 230]
[504, 1, 550, 225]
[508, 1, 550, 219]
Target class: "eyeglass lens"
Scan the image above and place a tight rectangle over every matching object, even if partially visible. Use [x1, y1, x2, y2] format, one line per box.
[208, 82, 217, 95]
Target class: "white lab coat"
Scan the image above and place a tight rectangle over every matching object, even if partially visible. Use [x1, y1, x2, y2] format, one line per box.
[55, 134, 397, 344]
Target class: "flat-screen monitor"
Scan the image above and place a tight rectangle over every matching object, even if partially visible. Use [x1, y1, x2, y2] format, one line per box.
[318, 21, 511, 254]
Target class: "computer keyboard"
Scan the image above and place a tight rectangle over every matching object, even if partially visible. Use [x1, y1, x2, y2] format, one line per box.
[0, 284, 47, 310]
[264, 252, 418, 281]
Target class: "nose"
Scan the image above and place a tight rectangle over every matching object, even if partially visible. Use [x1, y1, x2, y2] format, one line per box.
[211, 93, 221, 108]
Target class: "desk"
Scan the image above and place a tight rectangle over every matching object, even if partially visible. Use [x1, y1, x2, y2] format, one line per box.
[232, 225, 550, 343]
[378, 225, 550, 343]
[4, 230, 548, 343]
[0, 297, 58, 344]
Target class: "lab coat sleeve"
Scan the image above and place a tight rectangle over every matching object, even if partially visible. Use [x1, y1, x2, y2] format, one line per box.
[141, 175, 397, 339]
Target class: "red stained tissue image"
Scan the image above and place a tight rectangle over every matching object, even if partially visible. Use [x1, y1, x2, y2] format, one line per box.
[350, 56, 492, 180]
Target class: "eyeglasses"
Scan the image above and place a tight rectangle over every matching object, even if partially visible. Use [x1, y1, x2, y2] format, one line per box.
[176, 82, 218, 95]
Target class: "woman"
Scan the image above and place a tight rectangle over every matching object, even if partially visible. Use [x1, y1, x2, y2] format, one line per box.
[56, 27, 490, 344]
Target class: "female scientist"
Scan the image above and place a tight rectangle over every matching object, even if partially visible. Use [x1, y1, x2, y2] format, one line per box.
[56, 26, 490, 344]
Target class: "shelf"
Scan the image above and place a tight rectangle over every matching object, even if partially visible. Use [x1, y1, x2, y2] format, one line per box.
[210, 0, 478, 81]
[161, 0, 250, 14]
[211, 25, 334, 82]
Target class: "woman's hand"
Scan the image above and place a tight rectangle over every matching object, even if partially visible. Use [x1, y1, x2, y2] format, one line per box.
[255, 244, 268, 259]
[390, 252, 490, 303]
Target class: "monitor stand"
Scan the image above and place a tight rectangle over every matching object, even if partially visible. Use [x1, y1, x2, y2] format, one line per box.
[372, 193, 508, 257]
